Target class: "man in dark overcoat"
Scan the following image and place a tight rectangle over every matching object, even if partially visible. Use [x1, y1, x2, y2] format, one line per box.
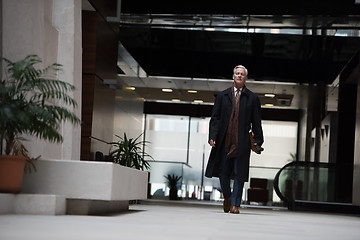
[205, 65, 264, 214]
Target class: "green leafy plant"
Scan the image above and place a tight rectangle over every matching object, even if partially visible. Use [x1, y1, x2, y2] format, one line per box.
[10, 137, 41, 173]
[164, 174, 182, 188]
[93, 133, 151, 171]
[288, 152, 297, 162]
[164, 174, 182, 200]
[0, 54, 81, 168]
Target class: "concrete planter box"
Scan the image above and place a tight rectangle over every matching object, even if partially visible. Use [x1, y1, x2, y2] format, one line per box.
[19, 159, 148, 214]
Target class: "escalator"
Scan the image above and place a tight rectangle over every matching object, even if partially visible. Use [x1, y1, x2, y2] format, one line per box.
[273, 161, 360, 214]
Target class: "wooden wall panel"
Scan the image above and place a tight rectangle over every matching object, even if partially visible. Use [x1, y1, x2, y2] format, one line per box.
[88, 0, 117, 18]
[80, 74, 95, 160]
[95, 16, 118, 80]
[81, 8, 118, 160]
[82, 11, 97, 74]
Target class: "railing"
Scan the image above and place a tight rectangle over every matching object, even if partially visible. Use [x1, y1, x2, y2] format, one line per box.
[274, 161, 338, 209]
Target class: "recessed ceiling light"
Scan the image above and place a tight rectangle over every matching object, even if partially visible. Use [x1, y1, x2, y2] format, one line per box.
[172, 99, 180, 102]
[187, 90, 198, 93]
[125, 86, 136, 91]
[162, 88, 173, 92]
[264, 93, 275, 98]
[194, 99, 203, 103]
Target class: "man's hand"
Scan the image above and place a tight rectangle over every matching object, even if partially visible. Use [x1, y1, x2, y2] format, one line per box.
[208, 139, 216, 147]
[254, 144, 264, 154]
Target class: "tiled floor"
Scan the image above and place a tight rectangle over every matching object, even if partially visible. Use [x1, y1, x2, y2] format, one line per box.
[1, 200, 360, 240]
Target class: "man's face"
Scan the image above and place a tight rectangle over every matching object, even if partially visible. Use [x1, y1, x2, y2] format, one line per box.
[233, 67, 247, 88]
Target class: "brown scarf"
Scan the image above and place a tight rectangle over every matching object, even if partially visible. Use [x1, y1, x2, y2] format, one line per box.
[225, 85, 245, 158]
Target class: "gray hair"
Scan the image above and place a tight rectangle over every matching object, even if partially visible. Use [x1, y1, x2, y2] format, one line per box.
[233, 65, 248, 76]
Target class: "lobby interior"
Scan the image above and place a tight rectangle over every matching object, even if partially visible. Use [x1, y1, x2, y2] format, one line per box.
[79, 0, 360, 212]
[1, 0, 360, 234]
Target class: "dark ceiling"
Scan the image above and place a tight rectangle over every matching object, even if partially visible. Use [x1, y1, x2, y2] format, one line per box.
[117, 0, 360, 85]
[121, 0, 360, 15]
[119, 28, 359, 84]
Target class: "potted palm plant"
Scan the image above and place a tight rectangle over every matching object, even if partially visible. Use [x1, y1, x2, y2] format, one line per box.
[91, 133, 151, 171]
[164, 174, 182, 200]
[0, 54, 81, 193]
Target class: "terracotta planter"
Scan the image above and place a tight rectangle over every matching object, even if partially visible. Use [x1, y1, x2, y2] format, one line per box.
[0, 155, 26, 193]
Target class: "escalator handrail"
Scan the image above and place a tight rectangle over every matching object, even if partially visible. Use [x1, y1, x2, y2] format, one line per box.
[273, 161, 297, 204]
[273, 160, 336, 206]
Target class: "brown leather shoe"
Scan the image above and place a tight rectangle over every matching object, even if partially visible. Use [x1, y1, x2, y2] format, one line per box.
[223, 197, 231, 213]
[230, 205, 240, 214]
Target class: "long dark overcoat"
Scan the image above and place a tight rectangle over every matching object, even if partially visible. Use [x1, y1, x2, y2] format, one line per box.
[205, 86, 264, 182]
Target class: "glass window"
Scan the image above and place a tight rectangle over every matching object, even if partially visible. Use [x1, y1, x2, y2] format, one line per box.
[144, 114, 298, 204]
[250, 120, 298, 168]
[185, 117, 220, 190]
[247, 120, 298, 203]
[145, 115, 189, 162]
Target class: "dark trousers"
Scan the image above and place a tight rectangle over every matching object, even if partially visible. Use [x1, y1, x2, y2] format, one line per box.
[219, 146, 244, 207]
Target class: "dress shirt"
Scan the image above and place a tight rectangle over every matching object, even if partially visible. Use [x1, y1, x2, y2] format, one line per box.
[234, 87, 242, 97]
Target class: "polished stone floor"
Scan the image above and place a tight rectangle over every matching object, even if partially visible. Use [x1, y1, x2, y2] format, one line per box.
[1, 200, 360, 240]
